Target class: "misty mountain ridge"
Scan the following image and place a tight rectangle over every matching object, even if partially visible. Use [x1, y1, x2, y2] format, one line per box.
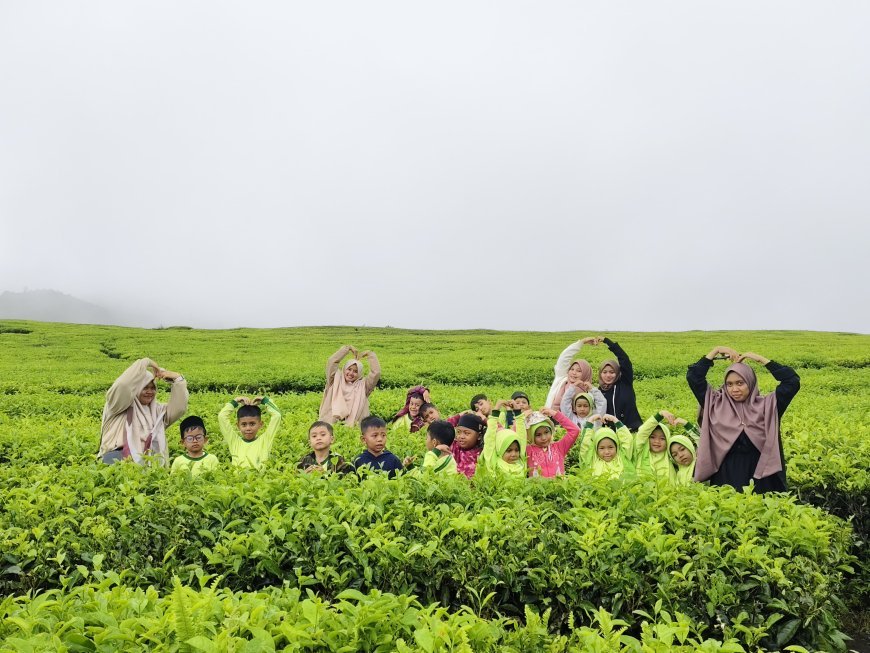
[0, 289, 138, 327]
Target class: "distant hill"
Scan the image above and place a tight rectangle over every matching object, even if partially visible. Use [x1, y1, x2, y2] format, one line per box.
[0, 289, 117, 325]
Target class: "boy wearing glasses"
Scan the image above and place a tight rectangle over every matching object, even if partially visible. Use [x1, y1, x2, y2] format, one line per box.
[171, 415, 219, 476]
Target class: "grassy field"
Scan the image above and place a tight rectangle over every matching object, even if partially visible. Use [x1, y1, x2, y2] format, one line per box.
[0, 321, 868, 651]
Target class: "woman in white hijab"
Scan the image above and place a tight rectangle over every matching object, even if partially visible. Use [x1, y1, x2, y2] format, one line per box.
[318, 345, 381, 427]
[99, 358, 189, 466]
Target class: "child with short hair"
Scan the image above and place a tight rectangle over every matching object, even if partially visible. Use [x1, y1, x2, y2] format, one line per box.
[218, 396, 283, 469]
[477, 413, 527, 477]
[420, 403, 441, 426]
[420, 420, 458, 473]
[297, 421, 351, 474]
[171, 415, 219, 476]
[525, 408, 581, 477]
[353, 416, 404, 477]
[445, 394, 489, 428]
[449, 413, 487, 478]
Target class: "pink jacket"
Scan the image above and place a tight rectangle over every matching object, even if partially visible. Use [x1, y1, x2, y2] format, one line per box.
[526, 412, 581, 478]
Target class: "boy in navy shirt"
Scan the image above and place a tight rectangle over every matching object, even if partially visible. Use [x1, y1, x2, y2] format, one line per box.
[353, 416, 403, 478]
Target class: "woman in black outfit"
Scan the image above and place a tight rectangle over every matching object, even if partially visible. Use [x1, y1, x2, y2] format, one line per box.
[587, 336, 643, 431]
[687, 346, 800, 493]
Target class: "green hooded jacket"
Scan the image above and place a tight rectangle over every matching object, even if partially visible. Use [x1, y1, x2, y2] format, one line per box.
[582, 425, 636, 480]
[667, 432, 697, 486]
[634, 413, 676, 483]
[478, 415, 527, 477]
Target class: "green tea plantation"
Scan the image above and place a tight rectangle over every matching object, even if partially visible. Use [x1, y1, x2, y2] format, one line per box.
[0, 322, 867, 652]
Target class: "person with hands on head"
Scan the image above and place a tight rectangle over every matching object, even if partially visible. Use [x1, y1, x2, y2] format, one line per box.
[99, 358, 189, 466]
[581, 413, 636, 481]
[218, 395, 283, 470]
[525, 406, 582, 477]
[560, 381, 606, 429]
[477, 408, 527, 478]
[687, 346, 800, 492]
[583, 336, 643, 431]
[319, 345, 381, 427]
[545, 336, 600, 411]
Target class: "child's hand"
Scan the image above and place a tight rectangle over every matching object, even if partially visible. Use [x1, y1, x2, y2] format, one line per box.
[540, 407, 556, 418]
[435, 444, 451, 454]
[576, 380, 592, 391]
[251, 396, 264, 405]
[603, 414, 617, 424]
[521, 408, 534, 417]
[235, 396, 250, 405]
[304, 464, 324, 473]
[494, 399, 510, 410]
[403, 455, 417, 468]
[659, 410, 676, 425]
[674, 417, 688, 427]
[588, 414, 603, 422]
[422, 389, 431, 403]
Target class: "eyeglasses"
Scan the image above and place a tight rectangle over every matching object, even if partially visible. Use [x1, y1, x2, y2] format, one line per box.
[183, 435, 205, 442]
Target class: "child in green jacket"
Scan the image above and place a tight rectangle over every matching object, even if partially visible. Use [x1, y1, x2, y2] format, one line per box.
[477, 414, 527, 477]
[218, 396, 282, 470]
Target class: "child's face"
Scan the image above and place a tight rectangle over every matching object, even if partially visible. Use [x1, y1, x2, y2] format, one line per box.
[474, 398, 491, 415]
[670, 443, 694, 467]
[596, 438, 617, 462]
[502, 441, 520, 464]
[238, 416, 263, 441]
[422, 406, 440, 423]
[361, 426, 387, 456]
[649, 428, 667, 453]
[455, 426, 480, 450]
[512, 397, 530, 411]
[182, 427, 207, 456]
[408, 397, 423, 418]
[725, 372, 750, 402]
[533, 426, 553, 448]
[344, 365, 360, 383]
[138, 381, 157, 406]
[574, 398, 591, 417]
[309, 425, 334, 453]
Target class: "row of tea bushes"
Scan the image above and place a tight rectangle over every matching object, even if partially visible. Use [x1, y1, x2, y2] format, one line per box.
[0, 579, 796, 653]
[0, 465, 853, 651]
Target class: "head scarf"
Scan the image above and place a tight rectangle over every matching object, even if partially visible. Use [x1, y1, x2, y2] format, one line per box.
[668, 433, 696, 486]
[122, 373, 168, 466]
[598, 360, 621, 391]
[525, 412, 554, 444]
[391, 386, 428, 431]
[694, 362, 780, 482]
[585, 428, 633, 480]
[480, 427, 526, 477]
[634, 421, 674, 482]
[457, 413, 486, 436]
[572, 392, 595, 416]
[551, 359, 593, 410]
[323, 358, 368, 426]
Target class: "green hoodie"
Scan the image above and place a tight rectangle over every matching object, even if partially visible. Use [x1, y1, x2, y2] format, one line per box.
[583, 425, 636, 480]
[634, 413, 676, 483]
[667, 433, 697, 486]
[478, 415, 527, 477]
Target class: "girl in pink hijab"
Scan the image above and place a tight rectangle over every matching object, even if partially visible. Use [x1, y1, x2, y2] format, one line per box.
[686, 346, 800, 493]
[318, 345, 381, 427]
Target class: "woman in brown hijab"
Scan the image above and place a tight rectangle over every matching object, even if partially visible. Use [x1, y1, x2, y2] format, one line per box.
[686, 346, 800, 492]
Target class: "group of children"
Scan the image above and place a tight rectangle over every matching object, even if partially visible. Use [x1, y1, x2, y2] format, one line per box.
[171, 387, 699, 485]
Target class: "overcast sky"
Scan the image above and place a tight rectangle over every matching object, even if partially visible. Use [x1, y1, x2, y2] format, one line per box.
[1, 1, 868, 332]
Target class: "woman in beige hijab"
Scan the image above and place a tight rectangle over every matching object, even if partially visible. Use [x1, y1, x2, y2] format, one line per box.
[318, 345, 381, 427]
[99, 358, 189, 466]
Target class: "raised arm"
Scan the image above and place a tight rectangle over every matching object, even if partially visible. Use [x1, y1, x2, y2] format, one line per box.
[603, 338, 633, 384]
[104, 358, 158, 416]
[590, 387, 607, 418]
[161, 371, 189, 425]
[256, 396, 283, 450]
[218, 399, 240, 448]
[550, 410, 581, 455]
[481, 416, 500, 468]
[326, 345, 354, 384]
[553, 339, 590, 377]
[687, 346, 741, 407]
[361, 350, 381, 395]
[741, 352, 800, 416]
[560, 384, 578, 417]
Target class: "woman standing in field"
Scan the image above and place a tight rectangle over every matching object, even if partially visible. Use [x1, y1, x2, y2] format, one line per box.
[589, 336, 643, 431]
[544, 336, 602, 412]
[687, 346, 800, 492]
[99, 358, 188, 466]
[319, 345, 381, 427]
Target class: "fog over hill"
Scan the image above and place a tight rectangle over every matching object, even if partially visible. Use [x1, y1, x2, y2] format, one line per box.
[0, 290, 148, 327]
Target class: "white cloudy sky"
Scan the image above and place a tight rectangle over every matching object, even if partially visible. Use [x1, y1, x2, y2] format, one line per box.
[1, 1, 868, 332]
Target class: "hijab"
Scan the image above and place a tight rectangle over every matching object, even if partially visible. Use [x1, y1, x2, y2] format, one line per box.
[598, 360, 621, 392]
[635, 421, 675, 482]
[122, 375, 168, 466]
[551, 360, 593, 409]
[586, 428, 634, 480]
[391, 386, 428, 432]
[322, 358, 369, 426]
[668, 433, 696, 486]
[694, 362, 780, 482]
